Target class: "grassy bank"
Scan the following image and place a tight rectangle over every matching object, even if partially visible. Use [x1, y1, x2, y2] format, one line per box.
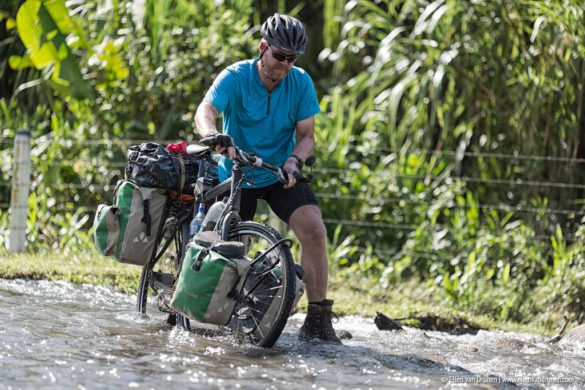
[0, 251, 141, 294]
[0, 250, 558, 336]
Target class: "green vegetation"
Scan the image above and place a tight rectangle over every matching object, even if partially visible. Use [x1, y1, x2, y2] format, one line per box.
[0, 250, 548, 335]
[0, 251, 140, 294]
[1, 0, 584, 333]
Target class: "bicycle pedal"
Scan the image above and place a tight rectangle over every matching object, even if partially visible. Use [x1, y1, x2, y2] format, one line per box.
[156, 292, 175, 314]
[151, 271, 175, 292]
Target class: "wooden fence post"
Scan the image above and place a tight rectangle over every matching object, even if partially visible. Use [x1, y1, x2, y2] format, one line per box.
[9, 130, 32, 253]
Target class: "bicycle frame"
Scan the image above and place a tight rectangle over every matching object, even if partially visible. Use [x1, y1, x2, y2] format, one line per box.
[195, 152, 272, 241]
[138, 143, 300, 346]
[147, 151, 244, 268]
[158, 143, 292, 259]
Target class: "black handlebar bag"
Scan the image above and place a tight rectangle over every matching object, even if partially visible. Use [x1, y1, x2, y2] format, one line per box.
[125, 142, 200, 192]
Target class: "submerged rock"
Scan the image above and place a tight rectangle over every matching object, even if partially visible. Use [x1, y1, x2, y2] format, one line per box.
[559, 324, 585, 348]
[374, 312, 404, 331]
[337, 329, 353, 340]
[373, 312, 482, 335]
[496, 338, 536, 350]
[415, 315, 481, 335]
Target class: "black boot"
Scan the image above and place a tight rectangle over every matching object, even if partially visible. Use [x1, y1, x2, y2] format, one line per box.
[299, 299, 342, 343]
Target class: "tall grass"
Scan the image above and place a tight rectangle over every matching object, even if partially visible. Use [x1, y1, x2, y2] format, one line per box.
[312, 0, 585, 327]
[1, 0, 584, 330]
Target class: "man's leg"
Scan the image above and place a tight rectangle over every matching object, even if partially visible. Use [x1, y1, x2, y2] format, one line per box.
[265, 183, 341, 342]
[288, 205, 328, 302]
[288, 205, 341, 343]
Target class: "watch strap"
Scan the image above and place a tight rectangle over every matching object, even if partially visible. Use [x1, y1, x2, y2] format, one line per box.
[289, 154, 304, 169]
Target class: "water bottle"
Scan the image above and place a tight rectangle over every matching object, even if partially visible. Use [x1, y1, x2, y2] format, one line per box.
[189, 203, 206, 238]
[201, 199, 227, 232]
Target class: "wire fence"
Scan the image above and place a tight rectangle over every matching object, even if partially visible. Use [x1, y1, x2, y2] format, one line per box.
[17, 163, 585, 191]
[2, 185, 583, 217]
[3, 137, 585, 164]
[1, 138, 584, 239]
[378, 148, 585, 164]
[0, 175, 585, 195]
[315, 168, 585, 190]
[315, 193, 585, 216]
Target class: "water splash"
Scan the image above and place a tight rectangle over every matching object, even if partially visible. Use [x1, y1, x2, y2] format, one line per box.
[1, 279, 583, 389]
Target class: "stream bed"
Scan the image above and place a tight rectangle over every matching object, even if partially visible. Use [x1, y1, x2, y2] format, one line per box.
[1, 279, 583, 389]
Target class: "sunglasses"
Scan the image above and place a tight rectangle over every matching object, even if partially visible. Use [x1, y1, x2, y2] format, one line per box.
[268, 45, 298, 63]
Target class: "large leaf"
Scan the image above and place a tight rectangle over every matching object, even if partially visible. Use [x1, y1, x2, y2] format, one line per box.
[15, 0, 57, 68]
[13, 0, 93, 99]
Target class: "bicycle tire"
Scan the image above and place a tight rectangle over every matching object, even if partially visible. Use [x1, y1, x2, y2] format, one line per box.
[137, 218, 296, 348]
[227, 221, 296, 348]
[136, 212, 187, 325]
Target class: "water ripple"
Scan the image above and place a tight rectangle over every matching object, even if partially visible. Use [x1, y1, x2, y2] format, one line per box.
[1, 279, 584, 389]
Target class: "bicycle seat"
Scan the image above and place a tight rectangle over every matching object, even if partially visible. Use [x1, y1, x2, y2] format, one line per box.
[186, 144, 210, 156]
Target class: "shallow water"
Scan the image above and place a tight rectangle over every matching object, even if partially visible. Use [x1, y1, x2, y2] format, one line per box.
[1, 279, 583, 389]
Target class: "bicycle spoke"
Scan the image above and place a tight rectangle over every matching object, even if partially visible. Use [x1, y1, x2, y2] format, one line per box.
[225, 222, 296, 347]
[249, 314, 264, 340]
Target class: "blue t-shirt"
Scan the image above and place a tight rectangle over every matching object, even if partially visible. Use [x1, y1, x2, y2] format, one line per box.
[203, 59, 320, 188]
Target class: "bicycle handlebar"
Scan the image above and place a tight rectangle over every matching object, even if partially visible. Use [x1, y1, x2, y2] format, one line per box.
[198, 136, 314, 185]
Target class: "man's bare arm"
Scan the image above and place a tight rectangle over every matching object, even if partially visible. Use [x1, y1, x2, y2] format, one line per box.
[194, 101, 235, 158]
[195, 101, 220, 138]
[282, 116, 316, 188]
[291, 116, 316, 161]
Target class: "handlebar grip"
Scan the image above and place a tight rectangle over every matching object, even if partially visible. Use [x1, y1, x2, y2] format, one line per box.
[283, 170, 311, 185]
[199, 136, 217, 147]
[201, 134, 234, 149]
[305, 155, 317, 167]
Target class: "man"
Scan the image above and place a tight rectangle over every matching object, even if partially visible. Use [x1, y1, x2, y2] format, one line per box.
[194, 13, 341, 343]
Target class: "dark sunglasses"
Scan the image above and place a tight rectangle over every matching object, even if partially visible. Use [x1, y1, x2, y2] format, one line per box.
[268, 45, 298, 63]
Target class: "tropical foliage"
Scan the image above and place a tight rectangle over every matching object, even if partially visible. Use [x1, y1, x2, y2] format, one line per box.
[1, 0, 584, 330]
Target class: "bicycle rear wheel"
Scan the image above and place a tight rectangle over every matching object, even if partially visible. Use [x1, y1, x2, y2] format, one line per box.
[136, 211, 189, 327]
[227, 221, 296, 348]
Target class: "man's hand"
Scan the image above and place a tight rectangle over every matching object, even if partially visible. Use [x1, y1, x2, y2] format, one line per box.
[202, 132, 236, 159]
[214, 134, 236, 159]
[283, 157, 301, 189]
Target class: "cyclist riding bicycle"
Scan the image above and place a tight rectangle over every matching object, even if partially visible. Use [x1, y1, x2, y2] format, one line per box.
[194, 13, 341, 343]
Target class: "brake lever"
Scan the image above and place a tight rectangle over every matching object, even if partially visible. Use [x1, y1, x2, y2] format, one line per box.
[298, 173, 313, 184]
[276, 168, 287, 184]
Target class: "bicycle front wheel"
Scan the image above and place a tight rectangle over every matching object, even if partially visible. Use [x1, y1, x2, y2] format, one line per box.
[227, 221, 296, 348]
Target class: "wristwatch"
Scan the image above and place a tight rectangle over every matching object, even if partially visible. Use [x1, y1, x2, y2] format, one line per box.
[289, 154, 304, 169]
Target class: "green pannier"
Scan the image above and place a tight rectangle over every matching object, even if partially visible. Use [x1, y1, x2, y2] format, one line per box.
[170, 242, 250, 325]
[93, 180, 167, 266]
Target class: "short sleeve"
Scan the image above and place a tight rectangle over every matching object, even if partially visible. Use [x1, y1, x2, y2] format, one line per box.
[296, 72, 321, 121]
[202, 68, 237, 113]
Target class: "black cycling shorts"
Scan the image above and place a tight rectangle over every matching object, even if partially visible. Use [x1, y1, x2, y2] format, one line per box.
[240, 181, 319, 224]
